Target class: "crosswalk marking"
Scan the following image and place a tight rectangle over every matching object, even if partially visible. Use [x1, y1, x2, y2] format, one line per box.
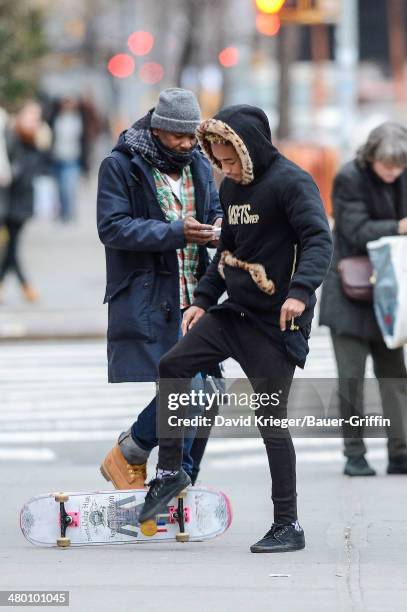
[205, 437, 385, 454]
[0, 407, 142, 421]
[0, 448, 56, 461]
[0, 342, 149, 456]
[0, 431, 127, 444]
[205, 436, 387, 468]
[0, 338, 392, 463]
[207, 447, 387, 469]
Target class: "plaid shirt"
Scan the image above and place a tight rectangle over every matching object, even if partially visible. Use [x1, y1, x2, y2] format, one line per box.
[152, 166, 199, 309]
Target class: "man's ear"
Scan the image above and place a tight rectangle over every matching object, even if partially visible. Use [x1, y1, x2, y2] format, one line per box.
[151, 128, 159, 137]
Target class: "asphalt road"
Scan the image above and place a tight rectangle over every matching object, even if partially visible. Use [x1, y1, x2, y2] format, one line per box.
[0, 339, 406, 612]
[2, 441, 406, 612]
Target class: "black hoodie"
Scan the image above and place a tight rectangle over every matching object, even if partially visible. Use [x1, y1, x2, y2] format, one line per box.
[193, 104, 333, 336]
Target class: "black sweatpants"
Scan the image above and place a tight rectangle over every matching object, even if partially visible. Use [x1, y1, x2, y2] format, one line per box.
[158, 309, 298, 525]
[0, 219, 27, 285]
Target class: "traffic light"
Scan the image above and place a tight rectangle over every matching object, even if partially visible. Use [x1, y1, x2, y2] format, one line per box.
[127, 31, 154, 56]
[107, 54, 135, 79]
[255, 0, 287, 36]
[218, 47, 239, 68]
[255, 0, 286, 13]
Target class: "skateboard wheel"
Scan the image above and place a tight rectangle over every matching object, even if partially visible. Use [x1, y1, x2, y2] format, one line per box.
[176, 532, 189, 543]
[55, 493, 69, 503]
[140, 520, 158, 537]
[57, 537, 71, 548]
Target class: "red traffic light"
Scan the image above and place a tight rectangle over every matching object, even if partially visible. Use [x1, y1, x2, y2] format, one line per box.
[218, 47, 239, 68]
[128, 31, 154, 56]
[256, 13, 281, 35]
[107, 54, 135, 78]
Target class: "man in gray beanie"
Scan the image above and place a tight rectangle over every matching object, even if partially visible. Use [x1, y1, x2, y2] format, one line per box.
[97, 88, 223, 490]
[151, 88, 202, 133]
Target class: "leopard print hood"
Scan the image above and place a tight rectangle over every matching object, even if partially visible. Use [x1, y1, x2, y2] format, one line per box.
[196, 104, 279, 185]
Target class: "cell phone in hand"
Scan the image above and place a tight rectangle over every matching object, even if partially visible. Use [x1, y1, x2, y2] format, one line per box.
[212, 226, 221, 239]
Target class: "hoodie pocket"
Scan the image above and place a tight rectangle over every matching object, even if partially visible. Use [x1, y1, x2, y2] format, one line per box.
[283, 323, 311, 368]
[223, 265, 279, 311]
[105, 270, 153, 341]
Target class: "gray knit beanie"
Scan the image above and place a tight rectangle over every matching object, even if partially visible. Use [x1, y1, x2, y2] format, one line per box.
[151, 88, 201, 134]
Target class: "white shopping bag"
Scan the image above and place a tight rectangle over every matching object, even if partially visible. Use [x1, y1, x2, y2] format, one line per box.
[367, 236, 407, 349]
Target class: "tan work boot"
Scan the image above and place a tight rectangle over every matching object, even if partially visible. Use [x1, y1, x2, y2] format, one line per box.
[100, 444, 147, 489]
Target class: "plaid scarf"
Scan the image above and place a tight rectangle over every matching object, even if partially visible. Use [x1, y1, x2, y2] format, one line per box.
[153, 166, 199, 309]
[125, 110, 198, 174]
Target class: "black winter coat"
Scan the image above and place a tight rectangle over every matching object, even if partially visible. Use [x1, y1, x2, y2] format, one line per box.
[97, 134, 222, 382]
[319, 160, 407, 340]
[4, 131, 47, 223]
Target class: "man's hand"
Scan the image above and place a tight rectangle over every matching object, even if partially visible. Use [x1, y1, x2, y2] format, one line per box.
[280, 298, 306, 331]
[398, 217, 407, 235]
[183, 216, 215, 245]
[182, 306, 205, 335]
[208, 217, 222, 248]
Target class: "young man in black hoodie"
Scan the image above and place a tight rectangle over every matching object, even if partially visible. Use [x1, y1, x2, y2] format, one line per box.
[139, 104, 333, 553]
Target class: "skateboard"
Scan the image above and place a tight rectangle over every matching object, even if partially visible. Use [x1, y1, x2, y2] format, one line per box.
[20, 487, 232, 548]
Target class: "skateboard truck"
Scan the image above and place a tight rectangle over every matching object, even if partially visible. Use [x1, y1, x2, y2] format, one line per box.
[139, 491, 190, 542]
[55, 493, 78, 548]
[174, 491, 189, 543]
[168, 504, 190, 525]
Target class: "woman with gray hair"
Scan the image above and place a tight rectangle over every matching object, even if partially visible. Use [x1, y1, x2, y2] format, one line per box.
[320, 122, 407, 476]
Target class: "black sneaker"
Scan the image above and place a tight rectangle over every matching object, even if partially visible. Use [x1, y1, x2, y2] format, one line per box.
[250, 523, 305, 553]
[387, 455, 407, 474]
[344, 456, 376, 476]
[138, 469, 191, 523]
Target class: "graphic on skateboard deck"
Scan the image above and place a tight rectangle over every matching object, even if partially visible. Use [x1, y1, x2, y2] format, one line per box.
[20, 487, 232, 547]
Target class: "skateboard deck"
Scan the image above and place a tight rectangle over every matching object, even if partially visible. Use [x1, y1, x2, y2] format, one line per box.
[20, 487, 232, 547]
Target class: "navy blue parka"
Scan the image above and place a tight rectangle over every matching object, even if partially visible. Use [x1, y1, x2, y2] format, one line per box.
[97, 133, 222, 382]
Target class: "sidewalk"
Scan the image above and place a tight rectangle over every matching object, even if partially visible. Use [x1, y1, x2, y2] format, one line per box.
[0, 176, 107, 340]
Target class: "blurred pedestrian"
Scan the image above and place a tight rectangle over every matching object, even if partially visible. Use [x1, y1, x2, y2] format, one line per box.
[320, 122, 407, 476]
[49, 97, 87, 222]
[80, 92, 105, 167]
[0, 106, 12, 261]
[0, 101, 51, 303]
[0, 107, 12, 215]
[138, 104, 333, 553]
[97, 88, 223, 489]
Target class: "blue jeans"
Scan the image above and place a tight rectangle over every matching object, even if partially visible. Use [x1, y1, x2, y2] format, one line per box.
[54, 160, 81, 221]
[131, 374, 204, 476]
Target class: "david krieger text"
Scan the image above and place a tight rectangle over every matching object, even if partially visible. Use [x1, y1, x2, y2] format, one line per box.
[167, 415, 391, 429]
